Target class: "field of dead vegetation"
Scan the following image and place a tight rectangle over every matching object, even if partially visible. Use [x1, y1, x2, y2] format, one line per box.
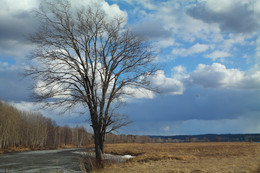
[95, 142, 260, 173]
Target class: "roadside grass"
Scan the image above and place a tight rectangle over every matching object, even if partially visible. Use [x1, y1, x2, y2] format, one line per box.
[0, 146, 31, 154]
[93, 142, 260, 173]
[0, 144, 88, 155]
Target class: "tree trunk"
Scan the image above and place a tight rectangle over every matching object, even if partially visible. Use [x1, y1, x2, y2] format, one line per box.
[94, 130, 104, 168]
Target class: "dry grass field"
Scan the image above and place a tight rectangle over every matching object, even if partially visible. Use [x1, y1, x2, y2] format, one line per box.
[94, 142, 260, 173]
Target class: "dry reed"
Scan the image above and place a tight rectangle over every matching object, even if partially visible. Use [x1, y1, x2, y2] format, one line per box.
[93, 142, 260, 173]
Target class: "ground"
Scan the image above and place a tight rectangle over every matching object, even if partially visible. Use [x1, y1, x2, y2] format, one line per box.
[94, 142, 260, 173]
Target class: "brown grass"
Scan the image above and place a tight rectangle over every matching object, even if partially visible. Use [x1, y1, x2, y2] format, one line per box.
[0, 146, 32, 154]
[94, 142, 260, 173]
[0, 144, 87, 154]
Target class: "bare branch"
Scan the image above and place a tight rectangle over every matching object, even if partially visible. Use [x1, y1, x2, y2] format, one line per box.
[25, 0, 159, 163]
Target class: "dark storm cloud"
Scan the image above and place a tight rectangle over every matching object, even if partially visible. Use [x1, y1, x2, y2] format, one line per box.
[122, 87, 260, 122]
[0, 11, 37, 40]
[0, 67, 33, 102]
[0, 10, 39, 58]
[133, 22, 173, 40]
[186, 2, 259, 34]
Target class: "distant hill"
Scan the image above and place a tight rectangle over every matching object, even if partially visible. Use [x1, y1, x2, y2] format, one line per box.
[150, 134, 260, 142]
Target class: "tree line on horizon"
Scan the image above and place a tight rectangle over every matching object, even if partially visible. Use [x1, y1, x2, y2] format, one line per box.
[0, 99, 93, 149]
[0, 100, 158, 150]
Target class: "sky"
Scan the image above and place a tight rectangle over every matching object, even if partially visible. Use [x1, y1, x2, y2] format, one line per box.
[0, 0, 260, 135]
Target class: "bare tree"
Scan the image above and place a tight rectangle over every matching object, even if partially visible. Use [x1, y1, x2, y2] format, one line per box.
[26, 0, 158, 166]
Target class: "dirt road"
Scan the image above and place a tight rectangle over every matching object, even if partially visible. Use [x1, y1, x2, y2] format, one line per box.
[0, 148, 86, 173]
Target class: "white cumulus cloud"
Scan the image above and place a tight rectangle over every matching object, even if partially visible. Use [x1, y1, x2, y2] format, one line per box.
[205, 50, 232, 61]
[150, 70, 185, 95]
[172, 43, 209, 57]
[189, 63, 260, 89]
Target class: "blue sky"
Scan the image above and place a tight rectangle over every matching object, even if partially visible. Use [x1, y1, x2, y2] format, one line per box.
[1, 0, 260, 135]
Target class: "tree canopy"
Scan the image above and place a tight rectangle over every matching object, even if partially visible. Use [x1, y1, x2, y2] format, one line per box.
[26, 0, 158, 165]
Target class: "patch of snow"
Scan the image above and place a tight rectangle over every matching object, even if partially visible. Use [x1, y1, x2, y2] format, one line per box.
[73, 151, 135, 161]
[122, 155, 135, 159]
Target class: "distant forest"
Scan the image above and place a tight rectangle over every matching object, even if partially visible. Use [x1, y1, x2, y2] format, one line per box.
[150, 134, 260, 143]
[0, 100, 154, 150]
[0, 99, 91, 149]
